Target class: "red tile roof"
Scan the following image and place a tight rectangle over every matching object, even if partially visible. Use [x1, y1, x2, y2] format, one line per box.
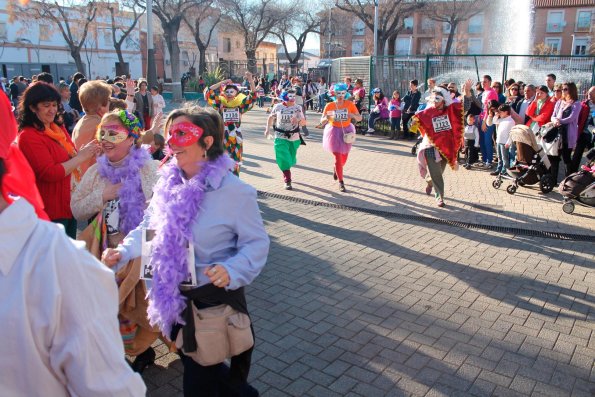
[534, 0, 595, 7]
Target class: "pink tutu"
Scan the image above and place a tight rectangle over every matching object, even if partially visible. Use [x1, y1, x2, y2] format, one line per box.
[322, 123, 354, 154]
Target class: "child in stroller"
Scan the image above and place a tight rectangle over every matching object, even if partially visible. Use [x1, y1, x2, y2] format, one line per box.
[492, 125, 556, 194]
[559, 147, 595, 214]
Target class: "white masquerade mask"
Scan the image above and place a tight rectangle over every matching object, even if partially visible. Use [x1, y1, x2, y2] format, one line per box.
[287, 94, 296, 100]
[335, 91, 347, 97]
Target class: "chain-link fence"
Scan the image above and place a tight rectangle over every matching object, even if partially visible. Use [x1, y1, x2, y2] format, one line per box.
[369, 54, 595, 100]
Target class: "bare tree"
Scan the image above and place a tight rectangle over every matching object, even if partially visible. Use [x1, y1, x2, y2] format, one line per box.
[220, 0, 284, 74]
[182, 2, 220, 75]
[83, 30, 97, 78]
[150, 0, 198, 100]
[425, 0, 488, 55]
[10, 0, 98, 73]
[273, 10, 321, 75]
[105, 0, 145, 74]
[334, 0, 424, 56]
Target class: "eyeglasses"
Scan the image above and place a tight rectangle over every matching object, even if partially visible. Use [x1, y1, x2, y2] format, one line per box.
[511, 88, 519, 91]
[562, 88, 569, 92]
[554, 89, 562, 93]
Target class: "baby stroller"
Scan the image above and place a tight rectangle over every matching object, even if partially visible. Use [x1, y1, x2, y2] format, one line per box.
[492, 125, 555, 194]
[559, 148, 595, 214]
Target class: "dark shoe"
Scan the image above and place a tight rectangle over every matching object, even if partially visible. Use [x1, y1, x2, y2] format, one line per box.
[437, 199, 445, 208]
[284, 181, 292, 190]
[339, 181, 346, 192]
[490, 171, 499, 176]
[425, 184, 433, 195]
[463, 163, 471, 169]
[131, 347, 155, 374]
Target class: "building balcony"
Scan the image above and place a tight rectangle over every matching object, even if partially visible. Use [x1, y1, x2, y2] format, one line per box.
[546, 23, 565, 33]
[575, 24, 591, 33]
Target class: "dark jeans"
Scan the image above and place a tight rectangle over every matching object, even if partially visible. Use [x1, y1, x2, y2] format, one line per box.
[368, 112, 385, 130]
[53, 217, 77, 239]
[465, 139, 479, 164]
[549, 148, 572, 183]
[390, 117, 401, 132]
[256, 97, 264, 107]
[179, 348, 255, 397]
[402, 113, 414, 137]
[569, 132, 593, 174]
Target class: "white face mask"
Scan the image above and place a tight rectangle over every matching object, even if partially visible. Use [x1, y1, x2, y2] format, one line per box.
[335, 91, 346, 98]
[286, 94, 296, 101]
[224, 89, 237, 97]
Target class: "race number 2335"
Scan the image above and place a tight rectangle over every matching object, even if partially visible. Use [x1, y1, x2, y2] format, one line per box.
[223, 108, 241, 123]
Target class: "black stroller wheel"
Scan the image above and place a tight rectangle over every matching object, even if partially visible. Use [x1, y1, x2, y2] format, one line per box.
[506, 185, 517, 195]
[562, 201, 575, 214]
[492, 180, 501, 189]
[539, 174, 555, 194]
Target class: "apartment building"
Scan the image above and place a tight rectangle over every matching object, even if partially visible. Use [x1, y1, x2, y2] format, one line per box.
[0, 0, 143, 79]
[321, 1, 594, 58]
[533, 0, 593, 55]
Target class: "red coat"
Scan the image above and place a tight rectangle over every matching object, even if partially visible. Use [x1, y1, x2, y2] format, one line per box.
[525, 99, 554, 128]
[17, 125, 73, 220]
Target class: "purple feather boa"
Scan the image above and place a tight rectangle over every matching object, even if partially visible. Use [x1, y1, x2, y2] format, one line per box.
[97, 147, 151, 235]
[147, 153, 235, 335]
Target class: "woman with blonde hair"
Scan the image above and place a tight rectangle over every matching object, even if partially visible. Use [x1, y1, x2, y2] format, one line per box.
[71, 109, 162, 372]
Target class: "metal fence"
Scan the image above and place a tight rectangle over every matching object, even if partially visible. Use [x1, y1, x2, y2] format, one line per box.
[369, 54, 595, 100]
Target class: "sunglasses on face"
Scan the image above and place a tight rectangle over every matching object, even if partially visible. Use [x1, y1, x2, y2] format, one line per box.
[562, 88, 569, 92]
[555, 89, 562, 93]
[224, 89, 237, 96]
[511, 88, 519, 91]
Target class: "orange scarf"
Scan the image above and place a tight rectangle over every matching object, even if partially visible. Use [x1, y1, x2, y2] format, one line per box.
[44, 123, 80, 181]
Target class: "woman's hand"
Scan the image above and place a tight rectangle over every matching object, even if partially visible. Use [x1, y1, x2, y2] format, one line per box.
[102, 182, 122, 202]
[101, 248, 121, 268]
[78, 140, 100, 162]
[126, 79, 136, 96]
[204, 264, 230, 288]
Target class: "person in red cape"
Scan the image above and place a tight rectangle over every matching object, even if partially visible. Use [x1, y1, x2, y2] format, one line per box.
[411, 86, 465, 207]
[0, 91, 48, 219]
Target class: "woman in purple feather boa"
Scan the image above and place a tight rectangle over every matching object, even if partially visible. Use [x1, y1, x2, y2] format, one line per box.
[102, 106, 270, 397]
[71, 109, 165, 372]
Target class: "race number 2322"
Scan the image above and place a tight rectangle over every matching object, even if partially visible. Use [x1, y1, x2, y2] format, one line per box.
[431, 115, 452, 133]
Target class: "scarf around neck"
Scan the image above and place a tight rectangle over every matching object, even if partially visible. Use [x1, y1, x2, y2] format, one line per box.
[97, 147, 151, 235]
[147, 153, 235, 334]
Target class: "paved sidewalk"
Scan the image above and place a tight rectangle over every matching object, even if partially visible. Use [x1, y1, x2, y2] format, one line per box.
[142, 107, 594, 396]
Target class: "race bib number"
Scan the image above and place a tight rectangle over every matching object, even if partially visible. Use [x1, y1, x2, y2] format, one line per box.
[277, 109, 296, 130]
[334, 109, 348, 121]
[431, 115, 452, 133]
[141, 229, 197, 286]
[223, 108, 240, 123]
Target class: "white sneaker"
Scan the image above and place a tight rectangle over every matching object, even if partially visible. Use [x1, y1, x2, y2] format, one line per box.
[366, 128, 375, 133]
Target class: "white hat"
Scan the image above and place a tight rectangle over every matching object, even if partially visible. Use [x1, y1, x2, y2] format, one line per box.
[432, 87, 453, 107]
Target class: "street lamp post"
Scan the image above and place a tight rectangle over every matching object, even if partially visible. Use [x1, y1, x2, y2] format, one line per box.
[146, 0, 157, 87]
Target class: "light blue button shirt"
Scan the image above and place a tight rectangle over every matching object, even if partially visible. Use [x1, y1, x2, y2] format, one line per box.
[116, 172, 270, 291]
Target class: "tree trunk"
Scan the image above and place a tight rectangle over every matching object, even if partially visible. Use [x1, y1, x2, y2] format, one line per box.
[245, 49, 257, 74]
[164, 22, 182, 101]
[115, 42, 125, 66]
[197, 43, 207, 75]
[71, 48, 85, 74]
[387, 36, 396, 56]
[444, 21, 458, 55]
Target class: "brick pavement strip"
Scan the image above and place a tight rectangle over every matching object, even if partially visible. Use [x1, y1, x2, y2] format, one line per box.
[142, 195, 594, 396]
[141, 109, 594, 395]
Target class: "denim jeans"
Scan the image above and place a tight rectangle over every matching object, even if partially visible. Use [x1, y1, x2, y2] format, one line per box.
[480, 124, 495, 164]
[496, 143, 509, 174]
[368, 112, 382, 129]
[390, 117, 401, 132]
